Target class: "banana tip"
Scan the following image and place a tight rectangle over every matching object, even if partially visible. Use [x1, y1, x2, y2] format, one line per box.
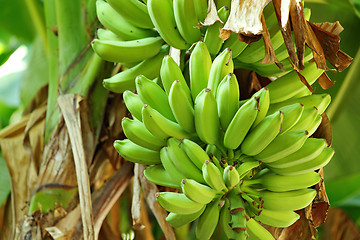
[205, 160, 210, 164]
[155, 192, 159, 198]
[181, 179, 186, 184]
[205, 88, 211, 92]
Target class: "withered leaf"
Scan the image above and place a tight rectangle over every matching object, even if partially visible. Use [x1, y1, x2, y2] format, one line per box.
[202, 0, 221, 26]
[312, 168, 329, 228]
[312, 112, 333, 146]
[317, 72, 334, 89]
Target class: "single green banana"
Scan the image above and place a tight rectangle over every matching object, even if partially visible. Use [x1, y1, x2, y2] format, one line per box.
[106, 0, 154, 29]
[96, 0, 157, 40]
[173, 0, 201, 43]
[181, 139, 209, 169]
[246, 218, 275, 240]
[204, 6, 230, 56]
[181, 179, 217, 204]
[136, 75, 175, 121]
[168, 80, 195, 133]
[123, 90, 144, 121]
[257, 189, 317, 211]
[194, 88, 220, 145]
[307, 113, 322, 136]
[255, 130, 309, 163]
[224, 97, 258, 149]
[268, 93, 331, 115]
[166, 206, 206, 228]
[96, 28, 124, 41]
[221, 33, 247, 58]
[236, 161, 261, 179]
[167, 138, 205, 183]
[267, 62, 324, 103]
[121, 117, 165, 151]
[92, 37, 163, 63]
[114, 139, 161, 164]
[142, 104, 192, 141]
[244, 172, 321, 192]
[103, 45, 169, 93]
[156, 192, 205, 214]
[266, 138, 327, 169]
[202, 160, 227, 191]
[216, 73, 240, 130]
[160, 147, 187, 186]
[223, 165, 240, 188]
[195, 199, 221, 240]
[255, 209, 300, 228]
[228, 190, 248, 237]
[147, 0, 189, 49]
[207, 48, 234, 95]
[290, 107, 319, 133]
[277, 103, 304, 135]
[160, 55, 191, 100]
[143, 165, 179, 188]
[252, 88, 271, 128]
[194, 0, 207, 21]
[189, 41, 212, 100]
[270, 147, 334, 176]
[241, 111, 282, 156]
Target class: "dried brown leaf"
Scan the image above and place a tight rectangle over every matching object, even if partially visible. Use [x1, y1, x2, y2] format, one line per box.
[132, 164, 143, 230]
[290, 0, 307, 70]
[317, 72, 334, 89]
[309, 22, 353, 72]
[312, 112, 332, 146]
[312, 168, 329, 228]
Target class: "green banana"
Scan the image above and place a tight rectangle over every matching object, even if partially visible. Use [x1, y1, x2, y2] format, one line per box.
[103, 45, 169, 93]
[143, 165, 179, 188]
[181, 139, 209, 169]
[243, 172, 321, 192]
[189, 41, 212, 100]
[240, 111, 282, 156]
[202, 160, 227, 192]
[246, 218, 275, 240]
[221, 33, 248, 58]
[252, 88, 270, 127]
[160, 55, 191, 100]
[257, 189, 317, 211]
[223, 165, 240, 188]
[216, 73, 240, 130]
[106, 0, 154, 29]
[194, 0, 207, 21]
[168, 80, 195, 133]
[167, 138, 205, 183]
[290, 107, 319, 132]
[135, 75, 175, 121]
[121, 117, 165, 151]
[195, 199, 221, 240]
[269, 147, 334, 175]
[123, 90, 144, 121]
[204, 6, 230, 56]
[277, 103, 304, 135]
[194, 88, 220, 145]
[156, 192, 204, 214]
[147, 0, 189, 49]
[267, 62, 324, 103]
[160, 147, 187, 185]
[307, 113, 322, 136]
[255, 130, 309, 163]
[266, 138, 328, 169]
[142, 104, 192, 141]
[173, 0, 201, 43]
[113, 139, 161, 165]
[166, 206, 206, 228]
[228, 190, 248, 237]
[181, 179, 217, 204]
[236, 161, 261, 179]
[96, 0, 157, 40]
[207, 48, 234, 95]
[96, 28, 123, 41]
[255, 209, 300, 228]
[268, 93, 331, 115]
[224, 97, 258, 149]
[92, 37, 163, 63]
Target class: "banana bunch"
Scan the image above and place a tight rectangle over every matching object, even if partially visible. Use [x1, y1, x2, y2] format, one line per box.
[113, 42, 334, 239]
[93, 0, 319, 94]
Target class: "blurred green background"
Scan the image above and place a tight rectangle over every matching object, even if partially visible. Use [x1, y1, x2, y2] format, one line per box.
[0, 0, 359, 235]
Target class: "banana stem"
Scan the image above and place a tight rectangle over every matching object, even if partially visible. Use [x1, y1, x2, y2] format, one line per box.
[241, 179, 262, 188]
[326, 47, 360, 123]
